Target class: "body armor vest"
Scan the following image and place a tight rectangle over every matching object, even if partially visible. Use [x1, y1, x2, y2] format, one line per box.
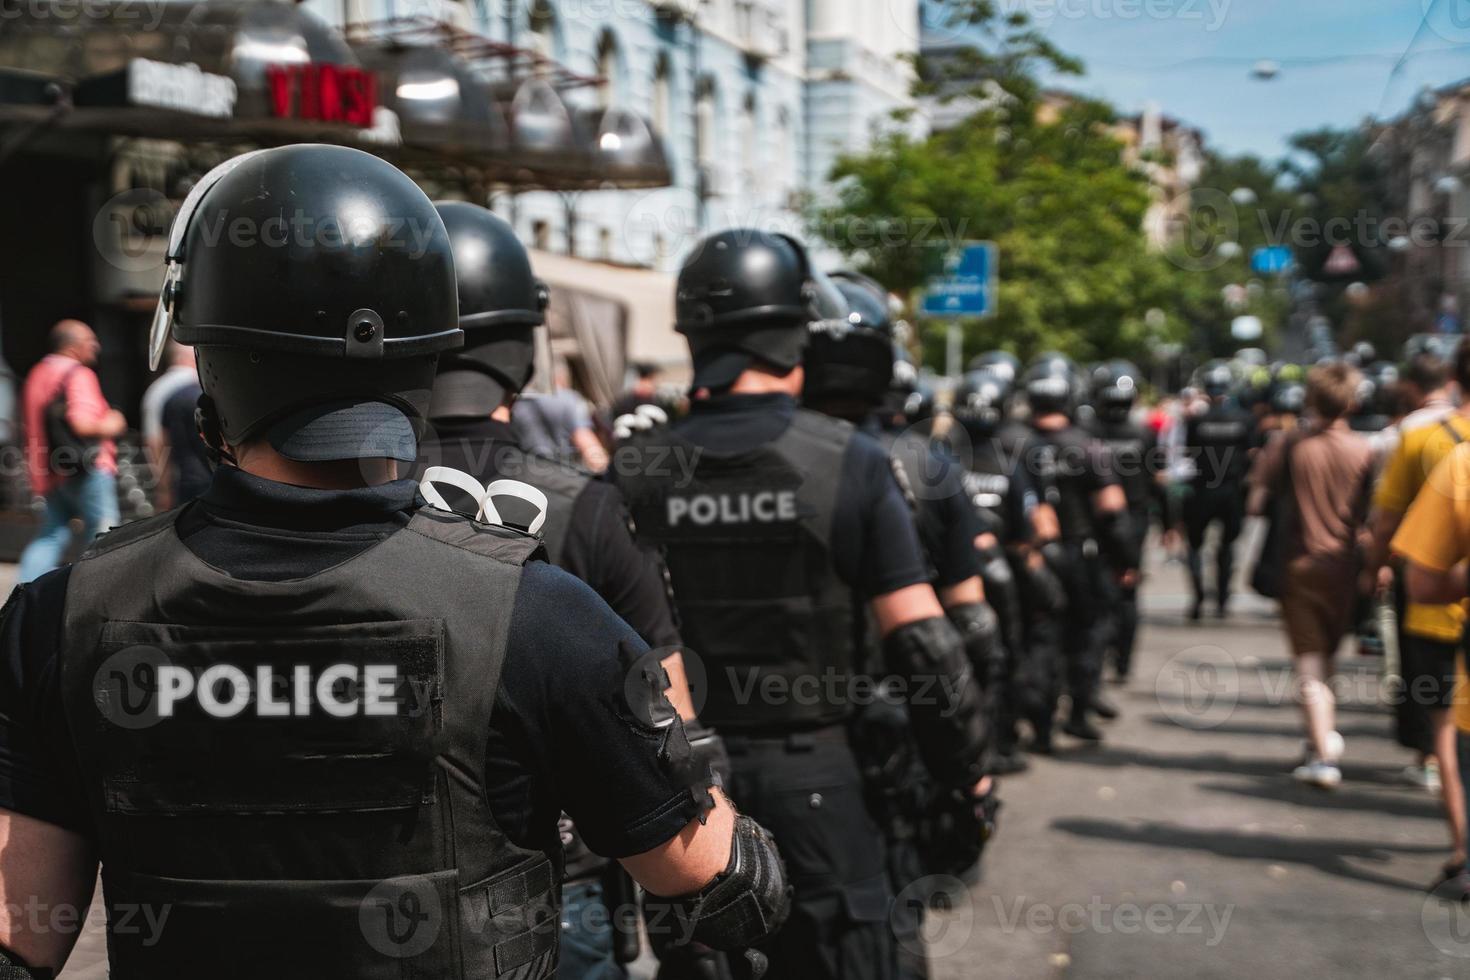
[60, 507, 559, 980]
[1093, 419, 1151, 517]
[619, 409, 854, 731]
[1186, 406, 1254, 488]
[959, 426, 1018, 541]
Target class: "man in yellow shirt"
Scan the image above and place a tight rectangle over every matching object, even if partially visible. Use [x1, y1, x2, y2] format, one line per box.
[1391, 410, 1470, 900]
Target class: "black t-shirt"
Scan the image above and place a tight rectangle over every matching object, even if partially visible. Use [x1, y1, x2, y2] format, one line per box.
[663, 393, 929, 598]
[161, 382, 212, 504]
[1185, 401, 1255, 490]
[0, 468, 697, 862]
[1027, 422, 1120, 542]
[1088, 415, 1159, 518]
[417, 417, 679, 648]
[957, 421, 1040, 546]
[872, 422, 982, 588]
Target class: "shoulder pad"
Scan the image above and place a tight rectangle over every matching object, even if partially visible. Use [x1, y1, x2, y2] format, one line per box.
[78, 510, 181, 561]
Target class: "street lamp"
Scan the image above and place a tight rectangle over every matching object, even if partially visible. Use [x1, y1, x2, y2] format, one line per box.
[1250, 60, 1280, 81]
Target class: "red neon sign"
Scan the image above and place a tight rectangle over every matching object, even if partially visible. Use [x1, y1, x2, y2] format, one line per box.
[265, 64, 377, 127]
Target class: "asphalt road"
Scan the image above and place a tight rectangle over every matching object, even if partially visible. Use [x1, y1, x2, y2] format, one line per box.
[17, 526, 1470, 979]
[924, 535, 1470, 980]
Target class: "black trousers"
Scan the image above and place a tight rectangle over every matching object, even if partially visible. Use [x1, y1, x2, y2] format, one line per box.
[1016, 558, 1065, 741]
[1184, 486, 1244, 606]
[979, 547, 1024, 754]
[1105, 518, 1148, 679]
[726, 731, 897, 980]
[1053, 542, 1111, 721]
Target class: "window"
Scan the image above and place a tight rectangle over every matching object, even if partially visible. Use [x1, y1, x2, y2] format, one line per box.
[652, 54, 672, 135]
[595, 30, 621, 109]
[532, 219, 551, 251]
[599, 227, 613, 260]
[774, 107, 792, 205]
[695, 77, 717, 173]
[740, 93, 758, 193]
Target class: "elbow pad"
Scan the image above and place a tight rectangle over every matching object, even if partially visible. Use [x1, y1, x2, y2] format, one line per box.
[1026, 559, 1067, 615]
[946, 602, 1004, 692]
[1096, 509, 1140, 570]
[643, 814, 792, 953]
[882, 617, 990, 788]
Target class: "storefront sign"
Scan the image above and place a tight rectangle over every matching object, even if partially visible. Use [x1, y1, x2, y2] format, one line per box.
[127, 60, 236, 118]
[265, 63, 376, 126]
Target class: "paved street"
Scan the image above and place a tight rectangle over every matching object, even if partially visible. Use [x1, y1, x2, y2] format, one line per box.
[17, 528, 1470, 979]
[929, 531, 1470, 980]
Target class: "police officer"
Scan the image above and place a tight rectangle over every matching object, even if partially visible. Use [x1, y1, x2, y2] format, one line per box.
[1349, 360, 1399, 434]
[1085, 361, 1157, 682]
[614, 231, 990, 980]
[802, 273, 1001, 980]
[412, 202, 714, 979]
[0, 147, 789, 980]
[1022, 354, 1140, 742]
[951, 364, 1055, 765]
[1182, 360, 1255, 620]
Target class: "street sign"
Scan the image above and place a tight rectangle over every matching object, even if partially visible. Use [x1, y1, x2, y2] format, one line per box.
[921, 242, 998, 318]
[1250, 245, 1293, 276]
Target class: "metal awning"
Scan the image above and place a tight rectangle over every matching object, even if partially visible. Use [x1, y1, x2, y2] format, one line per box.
[352, 40, 508, 160]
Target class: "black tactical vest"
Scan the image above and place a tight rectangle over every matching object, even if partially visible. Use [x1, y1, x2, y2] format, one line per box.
[958, 426, 1018, 541]
[1093, 419, 1151, 516]
[619, 409, 854, 731]
[60, 507, 559, 980]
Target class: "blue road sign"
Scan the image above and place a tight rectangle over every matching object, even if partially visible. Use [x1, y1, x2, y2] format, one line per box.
[921, 242, 998, 318]
[1251, 245, 1294, 276]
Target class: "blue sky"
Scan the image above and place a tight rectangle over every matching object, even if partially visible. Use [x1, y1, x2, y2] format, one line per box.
[973, 0, 1470, 160]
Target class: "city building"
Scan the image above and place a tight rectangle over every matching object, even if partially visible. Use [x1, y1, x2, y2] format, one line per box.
[1374, 79, 1470, 335]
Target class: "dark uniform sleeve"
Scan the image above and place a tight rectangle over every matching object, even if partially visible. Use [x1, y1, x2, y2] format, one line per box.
[559, 480, 681, 649]
[832, 434, 931, 598]
[489, 563, 699, 860]
[929, 458, 983, 588]
[0, 568, 92, 836]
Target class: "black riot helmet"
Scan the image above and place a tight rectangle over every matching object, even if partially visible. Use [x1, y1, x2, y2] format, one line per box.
[1090, 359, 1142, 422]
[1198, 359, 1234, 399]
[428, 202, 549, 419]
[1023, 352, 1080, 417]
[802, 275, 895, 409]
[151, 145, 461, 462]
[1272, 381, 1306, 415]
[953, 368, 1012, 434]
[674, 229, 845, 390]
[969, 350, 1022, 388]
[884, 346, 919, 420]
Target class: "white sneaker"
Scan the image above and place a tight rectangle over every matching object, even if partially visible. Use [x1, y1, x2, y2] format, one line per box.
[1401, 759, 1443, 793]
[1301, 732, 1346, 765]
[1293, 760, 1342, 789]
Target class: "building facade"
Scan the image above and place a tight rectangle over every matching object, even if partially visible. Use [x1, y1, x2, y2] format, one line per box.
[309, 0, 921, 272]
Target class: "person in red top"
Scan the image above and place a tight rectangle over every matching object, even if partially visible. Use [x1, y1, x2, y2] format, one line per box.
[17, 320, 125, 582]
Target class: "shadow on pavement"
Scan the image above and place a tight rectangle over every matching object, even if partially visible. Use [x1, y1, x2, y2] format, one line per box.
[1049, 742, 1408, 787]
[1198, 778, 1443, 821]
[1050, 817, 1438, 894]
[1142, 715, 1394, 742]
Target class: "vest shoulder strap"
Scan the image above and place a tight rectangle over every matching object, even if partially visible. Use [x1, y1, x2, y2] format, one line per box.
[406, 507, 547, 567]
[77, 509, 180, 562]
